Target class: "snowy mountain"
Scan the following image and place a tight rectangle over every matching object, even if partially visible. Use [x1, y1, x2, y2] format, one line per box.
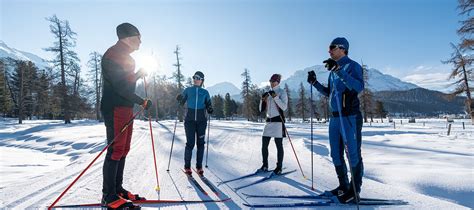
[207, 82, 241, 97]
[0, 40, 50, 70]
[280, 65, 419, 93]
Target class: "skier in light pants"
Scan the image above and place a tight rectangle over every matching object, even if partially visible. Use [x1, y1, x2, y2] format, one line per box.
[307, 37, 364, 203]
[258, 74, 288, 175]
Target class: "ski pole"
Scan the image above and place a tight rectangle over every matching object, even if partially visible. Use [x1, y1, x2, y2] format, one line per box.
[331, 73, 360, 209]
[271, 99, 306, 179]
[205, 116, 211, 168]
[310, 82, 315, 190]
[143, 77, 160, 192]
[166, 107, 179, 172]
[48, 108, 144, 210]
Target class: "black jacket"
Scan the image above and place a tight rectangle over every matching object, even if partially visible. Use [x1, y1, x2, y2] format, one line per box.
[100, 41, 143, 112]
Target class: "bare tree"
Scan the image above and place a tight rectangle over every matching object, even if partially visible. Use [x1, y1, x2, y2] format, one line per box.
[44, 15, 80, 124]
[443, 43, 473, 123]
[172, 45, 185, 122]
[87, 52, 102, 120]
[360, 62, 374, 123]
[458, 0, 474, 50]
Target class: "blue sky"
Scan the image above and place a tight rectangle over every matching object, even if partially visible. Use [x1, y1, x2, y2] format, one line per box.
[1, 0, 461, 91]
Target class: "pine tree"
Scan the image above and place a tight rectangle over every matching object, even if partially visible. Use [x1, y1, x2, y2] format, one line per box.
[319, 94, 329, 121]
[250, 85, 263, 122]
[224, 93, 233, 119]
[296, 82, 307, 121]
[0, 59, 10, 117]
[44, 15, 80, 124]
[284, 83, 294, 121]
[11, 61, 37, 123]
[36, 69, 52, 119]
[232, 99, 239, 120]
[241, 68, 253, 121]
[211, 94, 225, 120]
[374, 100, 388, 122]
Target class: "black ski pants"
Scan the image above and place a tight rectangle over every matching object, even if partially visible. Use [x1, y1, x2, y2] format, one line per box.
[261, 136, 284, 169]
[184, 120, 207, 169]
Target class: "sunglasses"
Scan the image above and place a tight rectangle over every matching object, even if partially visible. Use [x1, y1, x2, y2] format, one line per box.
[329, 44, 345, 50]
[193, 75, 204, 81]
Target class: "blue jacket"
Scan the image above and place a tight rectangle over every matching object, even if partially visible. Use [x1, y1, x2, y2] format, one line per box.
[181, 85, 212, 121]
[313, 56, 364, 116]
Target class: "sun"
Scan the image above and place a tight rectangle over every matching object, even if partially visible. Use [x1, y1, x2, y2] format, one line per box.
[133, 51, 159, 74]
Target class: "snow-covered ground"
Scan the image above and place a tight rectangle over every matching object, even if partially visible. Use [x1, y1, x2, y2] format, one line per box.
[0, 117, 473, 209]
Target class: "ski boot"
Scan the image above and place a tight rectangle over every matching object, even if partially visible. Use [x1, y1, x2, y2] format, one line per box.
[196, 167, 204, 176]
[101, 194, 138, 209]
[257, 165, 268, 173]
[118, 189, 146, 201]
[184, 167, 192, 175]
[273, 167, 282, 175]
[337, 185, 360, 204]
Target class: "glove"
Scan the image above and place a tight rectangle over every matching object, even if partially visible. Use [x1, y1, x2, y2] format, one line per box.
[262, 92, 270, 99]
[323, 58, 339, 71]
[268, 90, 277, 98]
[307, 70, 317, 84]
[135, 68, 147, 79]
[207, 107, 214, 114]
[176, 94, 184, 102]
[142, 99, 152, 110]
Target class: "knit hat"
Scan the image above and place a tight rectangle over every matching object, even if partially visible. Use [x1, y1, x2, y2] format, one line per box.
[116, 23, 140, 39]
[330, 37, 349, 51]
[193, 71, 205, 80]
[269, 74, 281, 83]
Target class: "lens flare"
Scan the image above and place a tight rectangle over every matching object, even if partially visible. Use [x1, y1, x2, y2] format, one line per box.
[133, 51, 159, 74]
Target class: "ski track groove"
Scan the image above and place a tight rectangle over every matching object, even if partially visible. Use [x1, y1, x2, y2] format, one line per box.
[2, 130, 147, 209]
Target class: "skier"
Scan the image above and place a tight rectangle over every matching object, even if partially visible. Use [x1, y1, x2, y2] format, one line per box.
[100, 22, 152, 208]
[258, 74, 288, 175]
[176, 71, 213, 176]
[307, 37, 364, 203]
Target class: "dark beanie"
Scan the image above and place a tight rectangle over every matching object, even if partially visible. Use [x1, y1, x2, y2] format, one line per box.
[331, 37, 349, 51]
[116, 23, 140, 39]
[194, 71, 205, 79]
[270, 74, 281, 83]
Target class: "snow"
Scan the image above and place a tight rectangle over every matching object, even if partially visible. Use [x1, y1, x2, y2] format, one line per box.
[207, 82, 241, 97]
[0, 117, 473, 209]
[0, 40, 50, 70]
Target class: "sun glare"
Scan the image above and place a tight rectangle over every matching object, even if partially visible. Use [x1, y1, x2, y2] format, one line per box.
[133, 52, 159, 74]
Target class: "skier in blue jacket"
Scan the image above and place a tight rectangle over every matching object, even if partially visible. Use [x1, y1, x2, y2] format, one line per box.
[176, 71, 213, 176]
[307, 37, 364, 203]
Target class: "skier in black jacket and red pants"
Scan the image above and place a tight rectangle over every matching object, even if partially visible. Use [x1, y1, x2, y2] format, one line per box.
[100, 23, 151, 209]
